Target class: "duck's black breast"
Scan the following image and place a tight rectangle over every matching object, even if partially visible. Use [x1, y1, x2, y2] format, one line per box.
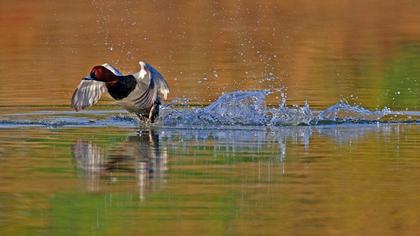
[106, 75, 137, 100]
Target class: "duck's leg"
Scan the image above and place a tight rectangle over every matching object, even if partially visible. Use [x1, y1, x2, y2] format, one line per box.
[136, 114, 146, 126]
[148, 101, 160, 123]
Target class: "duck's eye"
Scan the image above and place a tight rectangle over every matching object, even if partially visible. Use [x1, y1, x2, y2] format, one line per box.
[90, 71, 96, 78]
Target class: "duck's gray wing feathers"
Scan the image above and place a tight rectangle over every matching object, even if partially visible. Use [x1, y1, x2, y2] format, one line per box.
[147, 64, 169, 100]
[130, 77, 158, 111]
[71, 80, 107, 111]
[132, 61, 169, 101]
[71, 62, 121, 111]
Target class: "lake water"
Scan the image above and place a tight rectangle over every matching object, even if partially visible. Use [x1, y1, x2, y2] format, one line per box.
[0, 0, 419, 235]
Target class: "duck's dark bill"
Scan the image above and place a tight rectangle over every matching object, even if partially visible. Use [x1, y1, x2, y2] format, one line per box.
[83, 76, 94, 80]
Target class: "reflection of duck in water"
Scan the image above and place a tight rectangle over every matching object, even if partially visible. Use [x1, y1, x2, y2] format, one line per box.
[71, 130, 167, 200]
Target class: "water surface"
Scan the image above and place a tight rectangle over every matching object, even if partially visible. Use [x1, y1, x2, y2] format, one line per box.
[0, 124, 419, 235]
[1, 0, 420, 235]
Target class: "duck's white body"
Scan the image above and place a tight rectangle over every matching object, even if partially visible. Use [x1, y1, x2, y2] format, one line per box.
[118, 62, 168, 115]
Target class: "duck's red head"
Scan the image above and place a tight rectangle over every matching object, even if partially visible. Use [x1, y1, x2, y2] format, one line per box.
[87, 66, 117, 82]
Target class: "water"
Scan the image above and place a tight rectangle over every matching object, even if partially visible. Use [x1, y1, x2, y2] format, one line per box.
[0, 92, 419, 235]
[0, 124, 419, 235]
[1, 0, 420, 235]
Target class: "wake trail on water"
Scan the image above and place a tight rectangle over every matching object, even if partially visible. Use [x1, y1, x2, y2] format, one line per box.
[160, 90, 401, 126]
[0, 91, 418, 128]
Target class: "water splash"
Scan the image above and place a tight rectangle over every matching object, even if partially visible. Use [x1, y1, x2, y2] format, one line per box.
[0, 91, 418, 128]
[159, 90, 411, 127]
[160, 91, 314, 126]
[317, 101, 392, 123]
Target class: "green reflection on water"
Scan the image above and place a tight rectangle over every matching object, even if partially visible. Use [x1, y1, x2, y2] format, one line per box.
[0, 125, 419, 235]
[380, 43, 420, 109]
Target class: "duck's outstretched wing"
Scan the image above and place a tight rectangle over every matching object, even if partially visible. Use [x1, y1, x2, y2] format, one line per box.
[148, 64, 169, 100]
[71, 80, 107, 111]
[72, 63, 122, 111]
[134, 61, 170, 100]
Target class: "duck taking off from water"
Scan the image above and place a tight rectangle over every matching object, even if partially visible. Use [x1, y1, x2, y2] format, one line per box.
[71, 61, 169, 123]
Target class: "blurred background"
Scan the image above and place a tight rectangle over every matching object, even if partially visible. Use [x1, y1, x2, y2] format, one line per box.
[0, 0, 419, 110]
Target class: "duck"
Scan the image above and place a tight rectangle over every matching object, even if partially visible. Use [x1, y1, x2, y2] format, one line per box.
[71, 61, 169, 123]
